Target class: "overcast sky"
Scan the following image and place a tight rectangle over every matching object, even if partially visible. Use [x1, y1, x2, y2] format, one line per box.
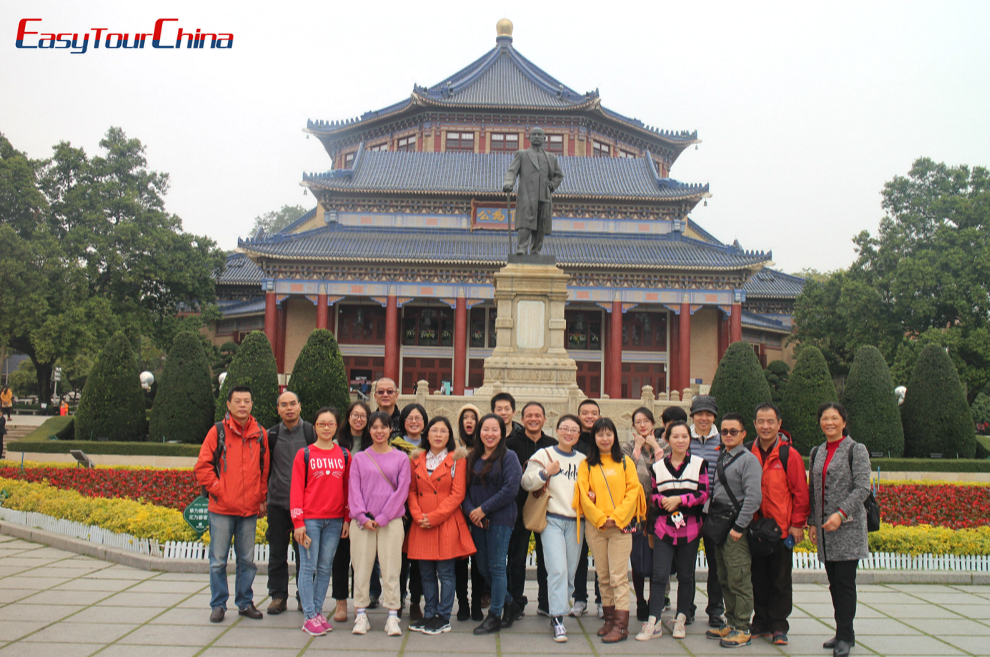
[2, 0, 988, 275]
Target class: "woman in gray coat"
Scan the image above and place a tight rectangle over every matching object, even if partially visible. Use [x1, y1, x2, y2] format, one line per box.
[808, 402, 871, 657]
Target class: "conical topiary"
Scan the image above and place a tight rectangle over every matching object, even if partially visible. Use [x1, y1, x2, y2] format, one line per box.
[764, 360, 790, 403]
[841, 346, 904, 457]
[782, 346, 838, 453]
[709, 341, 773, 439]
[149, 331, 216, 444]
[901, 344, 977, 459]
[215, 330, 279, 430]
[74, 331, 146, 441]
[288, 329, 351, 424]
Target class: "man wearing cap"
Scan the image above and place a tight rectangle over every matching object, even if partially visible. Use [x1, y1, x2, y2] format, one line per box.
[688, 394, 725, 627]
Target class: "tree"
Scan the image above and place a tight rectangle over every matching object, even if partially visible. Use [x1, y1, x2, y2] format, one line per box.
[215, 331, 279, 430]
[149, 332, 215, 444]
[250, 204, 308, 236]
[782, 346, 838, 454]
[841, 346, 904, 457]
[708, 341, 773, 438]
[764, 360, 790, 403]
[901, 344, 977, 459]
[288, 329, 350, 423]
[8, 360, 38, 397]
[212, 340, 238, 394]
[74, 331, 146, 441]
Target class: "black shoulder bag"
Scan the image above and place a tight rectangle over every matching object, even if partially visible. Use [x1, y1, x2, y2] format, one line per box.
[702, 451, 742, 546]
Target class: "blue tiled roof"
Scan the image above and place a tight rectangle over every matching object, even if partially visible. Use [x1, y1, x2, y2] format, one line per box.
[218, 253, 265, 285]
[238, 225, 769, 271]
[302, 150, 709, 201]
[743, 269, 806, 299]
[741, 310, 790, 333]
[220, 297, 267, 318]
[687, 218, 722, 246]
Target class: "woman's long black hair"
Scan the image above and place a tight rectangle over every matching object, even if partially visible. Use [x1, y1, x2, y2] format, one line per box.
[458, 407, 480, 448]
[338, 401, 371, 451]
[467, 413, 507, 484]
[586, 417, 624, 466]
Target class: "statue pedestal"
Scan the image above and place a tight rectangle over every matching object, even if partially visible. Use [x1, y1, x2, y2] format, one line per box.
[476, 263, 584, 404]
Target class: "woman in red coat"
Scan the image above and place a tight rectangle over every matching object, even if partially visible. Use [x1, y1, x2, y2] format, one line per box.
[407, 416, 476, 635]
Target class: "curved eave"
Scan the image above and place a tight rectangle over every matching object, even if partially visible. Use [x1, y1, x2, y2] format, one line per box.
[592, 108, 701, 151]
[304, 97, 417, 138]
[409, 90, 598, 113]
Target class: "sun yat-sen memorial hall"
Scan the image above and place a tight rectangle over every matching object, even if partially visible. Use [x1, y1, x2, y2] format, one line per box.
[212, 19, 804, 399]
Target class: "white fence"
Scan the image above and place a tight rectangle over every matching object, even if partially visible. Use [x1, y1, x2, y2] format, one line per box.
[3, 509, 988, 572]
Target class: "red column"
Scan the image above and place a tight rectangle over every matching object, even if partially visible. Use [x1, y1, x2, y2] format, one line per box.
[264, 290, 277, 352]
[678, 302, 691, 393]
[730, 303, 743, 343]
[608, 300, 623, 399]
[453, 298, 467, 395]
[276, 303, 288, 374]
[668, 311, 679, 396]
[384, 294, 399, 383]
[316, 292, 328, 330]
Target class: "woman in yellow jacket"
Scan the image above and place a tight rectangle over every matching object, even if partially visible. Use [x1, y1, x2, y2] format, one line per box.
[575, 417, 646, 644]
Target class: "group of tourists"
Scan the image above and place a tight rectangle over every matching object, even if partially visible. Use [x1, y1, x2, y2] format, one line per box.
[195, 379, 872, 656]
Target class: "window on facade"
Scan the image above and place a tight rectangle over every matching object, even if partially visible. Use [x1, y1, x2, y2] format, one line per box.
[337, 305, 386, 344]
[470, 308, 487, 348]
[468, 358, 485, 389]
[546, 134, 564, 154]
[621, 362, 666, 399]
[368, 142, 388, 152]
[490, 133, 519, 152]
[592, 140, 610, 157]
[343, 152, 355, 167]
[402, 358, 453, 395]
[396, 135, 417, 152]
[576, 361, 602, 397]
[621, 312, 668, 352]
[342, 356, 385, 392]
[565, 310, 602, 351]
[488, 309, 498, 348]
[617, 149, 636, 158]
[446, 132, 475, 152]
[654, 159, 667, 177]
[403, 306, 454, 347]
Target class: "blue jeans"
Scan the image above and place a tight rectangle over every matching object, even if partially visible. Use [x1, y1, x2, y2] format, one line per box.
[471, 523, 513, 616]
[541, 515, 581, 617]
[420, 559, 456, 619]
[298, 518, 343, 619]
[209, 512, 257, 611]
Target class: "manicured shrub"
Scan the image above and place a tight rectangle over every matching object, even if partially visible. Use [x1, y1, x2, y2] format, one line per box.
[901, 344, 977, 459]
[764, 360, 790, 403]
[709, 341, 773, 438]
[782, 346, 838, 453]
[6, 440, 200, 457]
[288, 329, 350, 423]
[215, 331, 279, 429]
[149, 332, 215, 444]
[74, 332, 147, 442]
[842, 345, 905, 457]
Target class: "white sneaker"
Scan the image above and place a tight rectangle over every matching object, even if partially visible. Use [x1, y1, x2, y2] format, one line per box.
[596, 603, 604, 618]
[384, 616, 402, 636]
[671, 613, 687, 639]
[635, 615, 662, 641]
[352, 613, 370, 635]
[568, 601, 587, 617]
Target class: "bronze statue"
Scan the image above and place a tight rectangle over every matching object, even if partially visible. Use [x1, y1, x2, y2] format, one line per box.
[502, 127, 564, 255]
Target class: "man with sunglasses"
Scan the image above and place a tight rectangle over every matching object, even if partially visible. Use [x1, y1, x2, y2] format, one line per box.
[373, 378, 402, 435]
[705, 413, 762, 649]
[688, 395, 725, 627]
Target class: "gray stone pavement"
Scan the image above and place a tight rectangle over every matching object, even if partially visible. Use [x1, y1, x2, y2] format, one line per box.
[1, 534, 989, 657]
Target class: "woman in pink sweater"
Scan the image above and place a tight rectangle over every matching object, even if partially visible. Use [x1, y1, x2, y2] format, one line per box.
[290, 407, 351, 637]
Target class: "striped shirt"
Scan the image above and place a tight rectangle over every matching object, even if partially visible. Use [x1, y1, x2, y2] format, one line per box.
[650, 454, 709, 545]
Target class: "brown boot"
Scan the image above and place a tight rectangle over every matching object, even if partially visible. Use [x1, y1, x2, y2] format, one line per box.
[597, 606, 615, 637]
[602, 609, 629, 643]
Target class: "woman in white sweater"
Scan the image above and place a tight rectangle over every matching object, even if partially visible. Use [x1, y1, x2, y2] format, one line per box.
[521, 414, 587, 643]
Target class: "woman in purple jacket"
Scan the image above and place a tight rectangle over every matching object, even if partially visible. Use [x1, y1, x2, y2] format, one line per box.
[462, 413, 522, 635]
[348, 411, 412, 638]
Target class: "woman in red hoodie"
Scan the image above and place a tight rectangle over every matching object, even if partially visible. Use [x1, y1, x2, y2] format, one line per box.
[291, 406, 351, 637]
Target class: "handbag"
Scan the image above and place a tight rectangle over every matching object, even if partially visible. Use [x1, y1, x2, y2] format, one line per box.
[702, 452, 742, 546]
[810, 440, 881, 533]
[747, 517, 783, 557]
[522, 449, 552, 533]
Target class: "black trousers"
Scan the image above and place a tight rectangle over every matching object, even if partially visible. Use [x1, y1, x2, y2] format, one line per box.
[266, 505, 300, 600]
[573, 536, 589, 603]
[649, 537, 700, 618]
[332, 536, 350, 600]
[400, 555, 422, 605]
[455, 556, 486, 609]
[507, 521, 548, 610]
[824, 560, 858, 643]
[751, 543, 794, 633]
[691, 531, 724, 618]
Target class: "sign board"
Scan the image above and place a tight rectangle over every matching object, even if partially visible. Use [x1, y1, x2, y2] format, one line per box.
[183, 496, 211, 535]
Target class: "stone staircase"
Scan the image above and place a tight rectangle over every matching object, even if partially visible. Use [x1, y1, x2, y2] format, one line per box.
[2, 423, 36, 460]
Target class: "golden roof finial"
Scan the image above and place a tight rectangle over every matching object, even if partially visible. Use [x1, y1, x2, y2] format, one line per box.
[496, 18, 513, 37]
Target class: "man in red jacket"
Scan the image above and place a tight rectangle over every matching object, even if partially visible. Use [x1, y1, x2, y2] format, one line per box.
[748, 402, 810, 646]
[195, 386, 270, 623]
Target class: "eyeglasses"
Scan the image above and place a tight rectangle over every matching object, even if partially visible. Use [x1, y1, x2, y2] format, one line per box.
[558, 427, 580, 434]
[720, 428, 742, 437]
[315, 422, 337, 429]
[375, 389, 396, 396]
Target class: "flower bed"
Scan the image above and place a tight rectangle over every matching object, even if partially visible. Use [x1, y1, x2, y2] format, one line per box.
[877, 480, 990, 529]
[0, 462, 200, 511]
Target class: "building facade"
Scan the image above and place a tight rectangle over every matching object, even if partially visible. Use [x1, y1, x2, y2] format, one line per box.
[213, 20, 803, 398]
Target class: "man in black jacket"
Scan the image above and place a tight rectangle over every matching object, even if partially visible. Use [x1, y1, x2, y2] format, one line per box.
[504, 401, 557, 623]
[265, 391, 315, 614]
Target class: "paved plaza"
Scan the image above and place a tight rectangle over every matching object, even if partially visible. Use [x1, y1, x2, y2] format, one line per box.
[1, 534, 989, 657]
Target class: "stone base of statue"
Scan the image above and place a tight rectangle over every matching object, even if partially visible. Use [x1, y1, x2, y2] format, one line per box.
[475, 263, 584, 404]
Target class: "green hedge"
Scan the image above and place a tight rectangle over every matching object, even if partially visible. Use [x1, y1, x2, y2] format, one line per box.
[708, 341, 773, 438]
[18, 417, 75, 443]
[782, 346, 838, 454]
[869, 458, 990, 473]
[149, 331, 215, 444]
[288, 328, 350, 423]
[75, 331, 147, 441]
[6, 438, 200, 457]
[215, 330, 279, 429]
[842, 346, 905, 458]
[902, 344, 977, 459]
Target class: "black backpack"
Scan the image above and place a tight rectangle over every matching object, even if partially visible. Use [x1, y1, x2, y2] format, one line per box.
[267, 422, 316, 482]
[203, 421, 267, 498]
[301, 444, 350, 488]
[810, 440, 881, 532]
